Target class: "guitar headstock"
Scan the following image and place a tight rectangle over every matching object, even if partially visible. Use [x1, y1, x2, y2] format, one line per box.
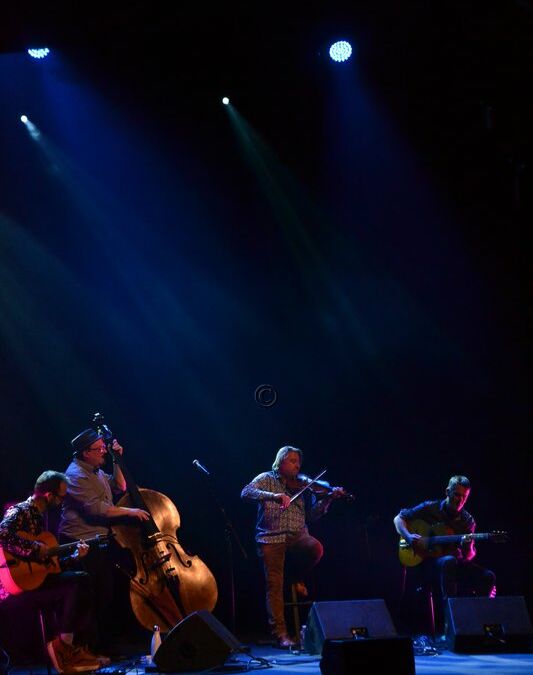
[489, 531, 509, 544]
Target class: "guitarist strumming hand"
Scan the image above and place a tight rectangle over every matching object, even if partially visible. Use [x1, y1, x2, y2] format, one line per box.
[0, 471, 101, 673]
[393, 475, 497, 637]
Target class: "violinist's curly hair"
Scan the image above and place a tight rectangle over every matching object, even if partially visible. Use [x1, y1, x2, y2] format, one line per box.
[272, 446, 302, 472]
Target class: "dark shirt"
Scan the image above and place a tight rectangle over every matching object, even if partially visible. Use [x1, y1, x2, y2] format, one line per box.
[399, 499, 476, 559]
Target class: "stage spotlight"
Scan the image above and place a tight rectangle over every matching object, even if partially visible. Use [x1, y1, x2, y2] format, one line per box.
[222, 97, 230, 106]
[20, 116, 40, 139]
[329, 40, 352, 63]
[27, 47, 50, 59]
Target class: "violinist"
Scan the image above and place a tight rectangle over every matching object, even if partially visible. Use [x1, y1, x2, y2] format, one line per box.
[58, 429, 150, 658]
[241, 445, 347, 649]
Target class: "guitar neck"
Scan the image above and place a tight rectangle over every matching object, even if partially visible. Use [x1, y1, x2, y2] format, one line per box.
[428, 532, 489, 545]
[48, 535, 106, 558]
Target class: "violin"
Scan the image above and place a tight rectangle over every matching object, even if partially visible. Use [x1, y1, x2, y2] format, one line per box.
[285, 471, 356, 503]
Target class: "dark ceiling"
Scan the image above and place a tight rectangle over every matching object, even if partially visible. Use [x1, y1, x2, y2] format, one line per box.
[2, 1, 531, 307]
[3, 2, 532, 144]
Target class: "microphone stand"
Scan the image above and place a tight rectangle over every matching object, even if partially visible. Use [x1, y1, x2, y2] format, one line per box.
[195, 467, 248, 636]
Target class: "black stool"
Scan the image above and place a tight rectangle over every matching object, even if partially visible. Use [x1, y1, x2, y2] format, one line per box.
[37, 608, 54, 675]
[284, 583, 312, 646]
[0, 598, 54, 673]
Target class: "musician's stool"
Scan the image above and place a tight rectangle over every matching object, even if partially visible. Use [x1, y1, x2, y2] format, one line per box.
[37, 608, 54, 675]
[0, 597, 54, 673]
[399, 566, 435, 638]
[284, 583, 312, 646]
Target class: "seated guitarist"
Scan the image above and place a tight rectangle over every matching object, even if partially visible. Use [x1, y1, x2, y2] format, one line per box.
[393, 475, 496, 636]
[0, 470, 101, 673]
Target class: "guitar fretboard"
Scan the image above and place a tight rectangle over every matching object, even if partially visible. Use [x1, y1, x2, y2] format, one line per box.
[426, 533, 491, 545]
[48, 535, 109, 557]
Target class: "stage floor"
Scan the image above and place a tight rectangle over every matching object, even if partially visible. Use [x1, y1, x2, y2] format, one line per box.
[6, 638, 533, 675]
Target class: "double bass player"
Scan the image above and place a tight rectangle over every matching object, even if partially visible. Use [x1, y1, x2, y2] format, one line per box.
[58, 428, 150, 657]
[59, 418, 219, 656]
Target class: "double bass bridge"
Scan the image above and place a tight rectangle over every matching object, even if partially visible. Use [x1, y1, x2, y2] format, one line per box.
[144, 532, 172, 569]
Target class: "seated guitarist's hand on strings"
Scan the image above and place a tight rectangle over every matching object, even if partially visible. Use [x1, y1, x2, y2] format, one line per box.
[35, 540, 52, 561]
[460, 533, 476, 561]
[403, 530, 422, 548]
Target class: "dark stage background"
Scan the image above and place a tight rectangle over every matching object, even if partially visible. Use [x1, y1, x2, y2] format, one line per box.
[1, 1, 531, 641]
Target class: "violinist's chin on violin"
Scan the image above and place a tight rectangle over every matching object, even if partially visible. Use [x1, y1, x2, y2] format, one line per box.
[240, 444, 355, 648]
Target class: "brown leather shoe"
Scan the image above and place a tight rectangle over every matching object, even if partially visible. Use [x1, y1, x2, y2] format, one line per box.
[46, 637, 100, 672]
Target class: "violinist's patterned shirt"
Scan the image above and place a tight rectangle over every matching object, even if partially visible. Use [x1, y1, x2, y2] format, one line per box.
[0, 497, 45, 601]
[241, 471, 330, 544]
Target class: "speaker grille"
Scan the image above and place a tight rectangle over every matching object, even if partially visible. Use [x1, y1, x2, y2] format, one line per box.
[154, 610, 240, 672]
[446, 596, 533, 653]
[305, 599, 397, 654]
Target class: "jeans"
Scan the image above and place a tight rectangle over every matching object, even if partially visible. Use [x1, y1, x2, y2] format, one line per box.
[259, 532, 323, 637]
[424, 555, 496, 631]
[1, 570, 93, 639]
[59, 535, 127, 651]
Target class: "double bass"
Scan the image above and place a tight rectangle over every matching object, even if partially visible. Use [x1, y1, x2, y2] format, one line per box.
[92, 413, 218, 632]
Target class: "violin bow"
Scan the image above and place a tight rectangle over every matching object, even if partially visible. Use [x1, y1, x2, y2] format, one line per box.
[288, 469, 327, 504]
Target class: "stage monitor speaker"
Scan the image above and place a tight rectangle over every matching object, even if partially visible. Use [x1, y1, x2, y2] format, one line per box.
[304, 599, 397, 655]
[153, 610, 242, 672]
[320, 637, 415, 675]
[446, 596, 533, 653]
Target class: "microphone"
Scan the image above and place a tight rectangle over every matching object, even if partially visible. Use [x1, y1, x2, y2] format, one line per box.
[192, 459, 210, 477]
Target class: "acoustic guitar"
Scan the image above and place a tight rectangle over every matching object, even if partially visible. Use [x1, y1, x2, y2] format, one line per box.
[398, 519, 508, 567]
[0, 530, 112, 594]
